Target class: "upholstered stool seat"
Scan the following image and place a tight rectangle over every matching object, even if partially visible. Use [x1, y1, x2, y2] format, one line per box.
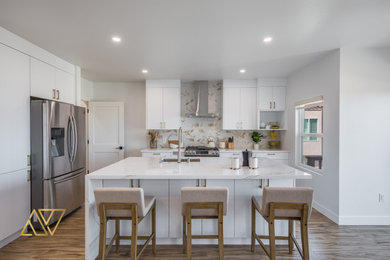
[181, 187, 229, 260]
[94, 187, 156, 260]
[251, 187, 313, 260]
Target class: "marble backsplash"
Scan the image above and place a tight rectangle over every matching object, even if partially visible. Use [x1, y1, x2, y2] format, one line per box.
[156, 81, 280, 149]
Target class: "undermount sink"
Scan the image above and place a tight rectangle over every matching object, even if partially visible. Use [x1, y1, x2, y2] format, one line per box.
[161, 158, 201, 163]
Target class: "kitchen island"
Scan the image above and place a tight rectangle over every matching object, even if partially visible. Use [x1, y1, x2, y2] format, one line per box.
[85, 157, 311, 260]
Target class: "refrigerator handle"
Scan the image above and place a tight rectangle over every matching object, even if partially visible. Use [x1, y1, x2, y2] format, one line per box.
[67, 116, 73, 163]
[71, 115, 78, 163]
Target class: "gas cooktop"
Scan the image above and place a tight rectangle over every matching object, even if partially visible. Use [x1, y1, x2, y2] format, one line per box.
[184, 146, 219, 157]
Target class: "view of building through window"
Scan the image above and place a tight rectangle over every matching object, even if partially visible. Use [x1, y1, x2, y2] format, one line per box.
[297, 99, 323, 170]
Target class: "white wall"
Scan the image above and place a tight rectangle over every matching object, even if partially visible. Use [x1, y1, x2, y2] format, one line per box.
[91, 82, 147, 157]
[339, 48, 390, 224]
[286, 50, 340, 223]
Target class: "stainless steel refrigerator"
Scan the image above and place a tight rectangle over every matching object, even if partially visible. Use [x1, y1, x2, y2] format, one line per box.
[30, 99, 86, 225]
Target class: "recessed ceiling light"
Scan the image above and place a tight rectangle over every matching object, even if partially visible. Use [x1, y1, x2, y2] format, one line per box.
[263, 37, 273, 43]
[239, 69, 246, 74]
[142, 69, 148, 74]
[111, 36, 122, 43]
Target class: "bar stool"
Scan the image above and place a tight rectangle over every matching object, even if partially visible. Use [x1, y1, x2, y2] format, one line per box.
[251, 187, 313, 260]
[94, 187, 156, 260]
[181, 187, 229, 260]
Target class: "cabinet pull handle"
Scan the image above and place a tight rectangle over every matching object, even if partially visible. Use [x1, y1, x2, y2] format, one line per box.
[27, 155, 31, 166]
[267, 153, 276, 156]
[153, 153, 161, 155]
[270, 101, 272, 109]
[266, 179, 270, 187]
[56, 89, 60, 100]
[233, 153, 240, 156]
[273, 101, 275, 109]
[52, 89, 56, 99]
[259, 179, 263, 189]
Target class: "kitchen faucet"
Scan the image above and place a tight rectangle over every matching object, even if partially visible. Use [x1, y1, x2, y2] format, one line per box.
[178, 127, 182, 163]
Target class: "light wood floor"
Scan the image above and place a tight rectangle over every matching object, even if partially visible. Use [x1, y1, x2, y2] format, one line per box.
[0, 207, 389, 259]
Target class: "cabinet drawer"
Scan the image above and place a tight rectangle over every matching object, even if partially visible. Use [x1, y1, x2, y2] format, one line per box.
[141, 152, 172, 158]
[252, 152, 288, 160]
[219, 151, 242, 158]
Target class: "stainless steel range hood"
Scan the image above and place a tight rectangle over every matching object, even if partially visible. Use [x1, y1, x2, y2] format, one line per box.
[185, 81, 219, 118]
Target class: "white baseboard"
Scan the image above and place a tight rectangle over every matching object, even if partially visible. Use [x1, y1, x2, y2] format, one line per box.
[0, 229, 21, 248]
[338, 216, 390, 225]
[312, 200, 339, 224]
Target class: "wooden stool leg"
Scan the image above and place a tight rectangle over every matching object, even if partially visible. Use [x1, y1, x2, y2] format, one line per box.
[98, 217, 107, 260]
[218, 203, 224, 260]
[152, 203, 156, 256]
[186, 208, 192, 260]
[268, 220, 276, 260]
[251, 200, 255, 252]
[115, 219, 120, 253]
[288, 219, 293, 254]
[182, 215, 187, 253]
[301, 219, 310, 260]
[131, 206, 138, 260]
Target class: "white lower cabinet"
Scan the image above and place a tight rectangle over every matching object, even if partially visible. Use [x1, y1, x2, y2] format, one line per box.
[137, 180, 169, 238]
[0, 169, 30, 241]
[234, 180, 264, 238]
[141, 151, 173, 158]
[202, 180, 235, 238]
[252, 151, 289, 165]
[169, 180, 202, 238]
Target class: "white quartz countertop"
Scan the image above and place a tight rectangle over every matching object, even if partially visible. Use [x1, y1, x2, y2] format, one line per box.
[87, 157, 311, 180]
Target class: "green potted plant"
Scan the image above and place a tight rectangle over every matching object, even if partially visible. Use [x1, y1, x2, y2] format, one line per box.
[251, 131, 263, 150]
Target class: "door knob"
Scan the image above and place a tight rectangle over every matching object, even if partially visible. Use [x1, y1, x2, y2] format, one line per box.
[116, 146, 124, 150]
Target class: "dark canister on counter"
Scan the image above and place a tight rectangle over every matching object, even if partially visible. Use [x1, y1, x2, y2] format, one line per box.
[242, 149, 252, 167]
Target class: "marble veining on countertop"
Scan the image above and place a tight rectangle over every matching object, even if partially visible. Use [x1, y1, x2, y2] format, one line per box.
[87, 157, 310, 180]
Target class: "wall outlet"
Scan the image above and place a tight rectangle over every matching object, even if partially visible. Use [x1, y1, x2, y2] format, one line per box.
[379, 193, 385, 203]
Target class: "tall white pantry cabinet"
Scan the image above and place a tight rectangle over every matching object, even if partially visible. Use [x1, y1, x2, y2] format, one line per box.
[0, 26, 77, 246]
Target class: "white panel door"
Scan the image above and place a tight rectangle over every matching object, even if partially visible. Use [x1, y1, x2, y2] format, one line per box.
[55, 69, 75, 104]
[146, 87, 163, 129]
[89, 102, 124, 172]
[273, 86, 286, 111]
[0, 44, 30, 174]
[162, 87, 181, 129]
[223, 87, 241, 129]
[30, 57, 56, 100]
[258, 87, 273, 111]
[240, 87, 257, 130]
[202, 180, 235, 238]
[0, 169, 30, 240]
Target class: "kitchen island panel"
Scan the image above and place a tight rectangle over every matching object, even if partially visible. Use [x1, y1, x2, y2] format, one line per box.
[202, 179, 235, 238]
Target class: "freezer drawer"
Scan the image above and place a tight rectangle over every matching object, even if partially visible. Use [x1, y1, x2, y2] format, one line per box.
[43, 169, 85, 224]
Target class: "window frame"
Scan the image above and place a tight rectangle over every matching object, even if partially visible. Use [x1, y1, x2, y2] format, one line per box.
[295, 99, 324, 174]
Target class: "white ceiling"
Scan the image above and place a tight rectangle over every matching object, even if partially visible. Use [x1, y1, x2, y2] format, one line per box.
[0, 0, 389, 82]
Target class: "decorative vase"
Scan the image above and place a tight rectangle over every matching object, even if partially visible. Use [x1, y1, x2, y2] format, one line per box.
[254, 143, 260, 150]
[150, 139, 157, 149]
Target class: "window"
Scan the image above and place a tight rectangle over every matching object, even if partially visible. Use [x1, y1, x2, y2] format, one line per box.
[295, 97, 323, 171]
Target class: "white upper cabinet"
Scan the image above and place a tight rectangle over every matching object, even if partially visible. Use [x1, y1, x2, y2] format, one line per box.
[30, 57, 75, 104]
[30, 57, 56, 100]
[223, 80, 257, 130]
[55, 69, 75, 104]
[0, 44, 30, 174]
[146, 80, 181, 130]
[222, 87, 241, 129]
[257, 78, 287, 111]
